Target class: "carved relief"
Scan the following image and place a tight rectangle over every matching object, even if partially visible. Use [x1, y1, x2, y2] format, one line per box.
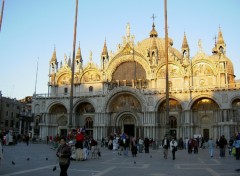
[157, 64, 182, 78]
[222, 94, 228, 103]
[76, 102, 95, 114]
[109, 94, 141, 112]
[148, 97, 154, 106]
[57, 74, 71, 85]
[82, 71, 101, 83]
[193, 63, 213, 76]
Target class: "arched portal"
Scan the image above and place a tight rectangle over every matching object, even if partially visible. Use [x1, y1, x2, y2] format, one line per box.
[191, 98, 219, 140]
[232, 98, 240, 134]
[48, 103, 68, 137]
[108, 93, 142, 137]
[118, 114, 136, 137]
[75, 102, 95, 131]
[158, 98, 182, 138]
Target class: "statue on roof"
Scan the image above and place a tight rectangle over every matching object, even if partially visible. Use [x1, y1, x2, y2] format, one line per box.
[126, 22, 130, 37]
[198, 39, 203, 52]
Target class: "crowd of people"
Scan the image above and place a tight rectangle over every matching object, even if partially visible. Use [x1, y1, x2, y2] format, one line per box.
[1, 129, 240, 176]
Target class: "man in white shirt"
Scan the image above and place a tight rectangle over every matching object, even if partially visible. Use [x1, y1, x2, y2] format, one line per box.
[170, 138, 178, 160]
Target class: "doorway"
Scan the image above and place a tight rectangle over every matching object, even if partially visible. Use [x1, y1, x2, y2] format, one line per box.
[203, 129, 209, 141]
[124, 124, 135, 137]
[60, 129, 67, 137]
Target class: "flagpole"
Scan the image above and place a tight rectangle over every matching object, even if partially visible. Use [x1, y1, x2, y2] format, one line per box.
[34, 58, 39, 95]
[69, 0, 78, 129]
[164, 0, 170, 136]
[0, 0, 4, 32]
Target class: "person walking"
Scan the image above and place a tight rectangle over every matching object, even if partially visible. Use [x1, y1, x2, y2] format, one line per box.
[162, 136, 170, 159]
[124, 135, 130, 156]
[144, 137, 150, 153]
[131, 137, 138, 157]
[56, 137, 71, 176]
[170, 138, 178, 160]
[233, 133, 240, 160]
[218, 135, 227, 158]
[25, 134, 29, 146]
[207, 138, 215, 158]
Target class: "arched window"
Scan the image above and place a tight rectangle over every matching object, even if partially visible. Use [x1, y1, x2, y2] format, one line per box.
[85, 117, 93, 129]
[85, 117, 93, 136]
[64, 88, 68, 94]
[170, 116, 177, 128]
[89, 86, 93, 92]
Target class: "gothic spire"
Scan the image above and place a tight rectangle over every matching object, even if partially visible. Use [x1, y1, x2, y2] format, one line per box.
[101, 39, 108, 56]
[181, 32, 189, 49]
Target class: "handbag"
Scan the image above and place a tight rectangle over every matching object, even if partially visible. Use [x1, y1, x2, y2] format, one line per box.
[59, 157, 68, 165]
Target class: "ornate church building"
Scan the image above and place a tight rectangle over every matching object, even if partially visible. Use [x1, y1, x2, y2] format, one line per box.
[32, 22, 240, 141]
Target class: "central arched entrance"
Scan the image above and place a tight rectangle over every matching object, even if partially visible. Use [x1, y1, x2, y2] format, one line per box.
[120, 114, 136, 137]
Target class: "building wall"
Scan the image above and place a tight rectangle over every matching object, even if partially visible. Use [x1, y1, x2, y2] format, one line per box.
[32, 24, 240, 141]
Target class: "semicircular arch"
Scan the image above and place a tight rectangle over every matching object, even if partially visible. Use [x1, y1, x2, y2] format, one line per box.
[155, 96, 183, 111]
[188, 94, 221, 110]
[73, 99, 96, 113]
[106, 55, 151, 80]
[47, 101, 68, 114]
[102, 87, 147, 112]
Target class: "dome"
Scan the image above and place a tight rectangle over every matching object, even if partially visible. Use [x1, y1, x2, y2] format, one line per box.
[200, 54, 234, 76]
[135, 37, 182, 60]
[221, 56, 234, 76]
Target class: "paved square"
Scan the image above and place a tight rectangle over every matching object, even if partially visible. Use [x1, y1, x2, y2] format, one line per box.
[0, 143, 239, 176]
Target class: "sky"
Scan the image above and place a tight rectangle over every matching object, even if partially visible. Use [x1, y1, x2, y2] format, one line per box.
[0, 0, 240, 100]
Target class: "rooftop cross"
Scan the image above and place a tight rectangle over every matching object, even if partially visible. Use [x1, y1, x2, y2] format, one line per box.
[151, 13, 157, 23]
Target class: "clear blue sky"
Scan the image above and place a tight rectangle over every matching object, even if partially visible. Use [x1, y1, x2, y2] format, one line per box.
[0, 0, 240, 100]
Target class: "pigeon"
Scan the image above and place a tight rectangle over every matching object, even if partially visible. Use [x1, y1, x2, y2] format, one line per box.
[46, 158, 48, 160]
[53, 166, 57, 171]
[134, 161, 136, 164]
[12, 161, 15, 165]
[235, 169, 240, 172]
[27, 158, 30, 161]
[150, 155, 152, 158]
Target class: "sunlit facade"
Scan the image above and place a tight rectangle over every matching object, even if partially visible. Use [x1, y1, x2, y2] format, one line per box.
[32, 23, 240, 141]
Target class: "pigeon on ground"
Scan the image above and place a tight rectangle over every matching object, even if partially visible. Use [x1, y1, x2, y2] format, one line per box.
[46, 158, 48, 160]
[134, 161, 136, 164]
[12, 161, 15, 165]
[235, 169, 240, 172]
[150, 155, 152, 158]
[53, 166, 57, 171]
[27, 158, 30, 161]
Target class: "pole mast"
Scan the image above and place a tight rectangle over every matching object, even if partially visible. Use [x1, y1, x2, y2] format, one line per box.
[34, 58, 39, 95]
[0, 0, 4, 32]
[164, 0, 170, 136]
[69, 0, 78, 129]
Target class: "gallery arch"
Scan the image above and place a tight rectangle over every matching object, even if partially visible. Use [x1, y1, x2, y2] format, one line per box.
[191, 98, 219, 140]
[106, 93, 142, 137]
[232, 98, 240, 133]
[157, 98, 182, 138]
[74, 102, 95, 136]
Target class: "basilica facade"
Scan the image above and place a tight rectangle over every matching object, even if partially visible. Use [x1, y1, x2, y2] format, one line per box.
[32, 22, 240, 141]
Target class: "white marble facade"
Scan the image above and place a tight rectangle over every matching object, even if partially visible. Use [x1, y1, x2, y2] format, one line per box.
[32, 23, 240, 141]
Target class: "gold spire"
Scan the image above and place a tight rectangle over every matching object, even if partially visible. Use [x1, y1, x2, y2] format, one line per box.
[101, 39, 108, 56]
[217, 27, 225, 45]
[76, 42, 82, 62]
[51, 46, 57, 62]
[182, 32, 189, 49]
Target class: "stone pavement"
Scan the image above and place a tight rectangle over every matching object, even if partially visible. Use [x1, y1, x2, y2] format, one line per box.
[0, 142, 240, 176]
